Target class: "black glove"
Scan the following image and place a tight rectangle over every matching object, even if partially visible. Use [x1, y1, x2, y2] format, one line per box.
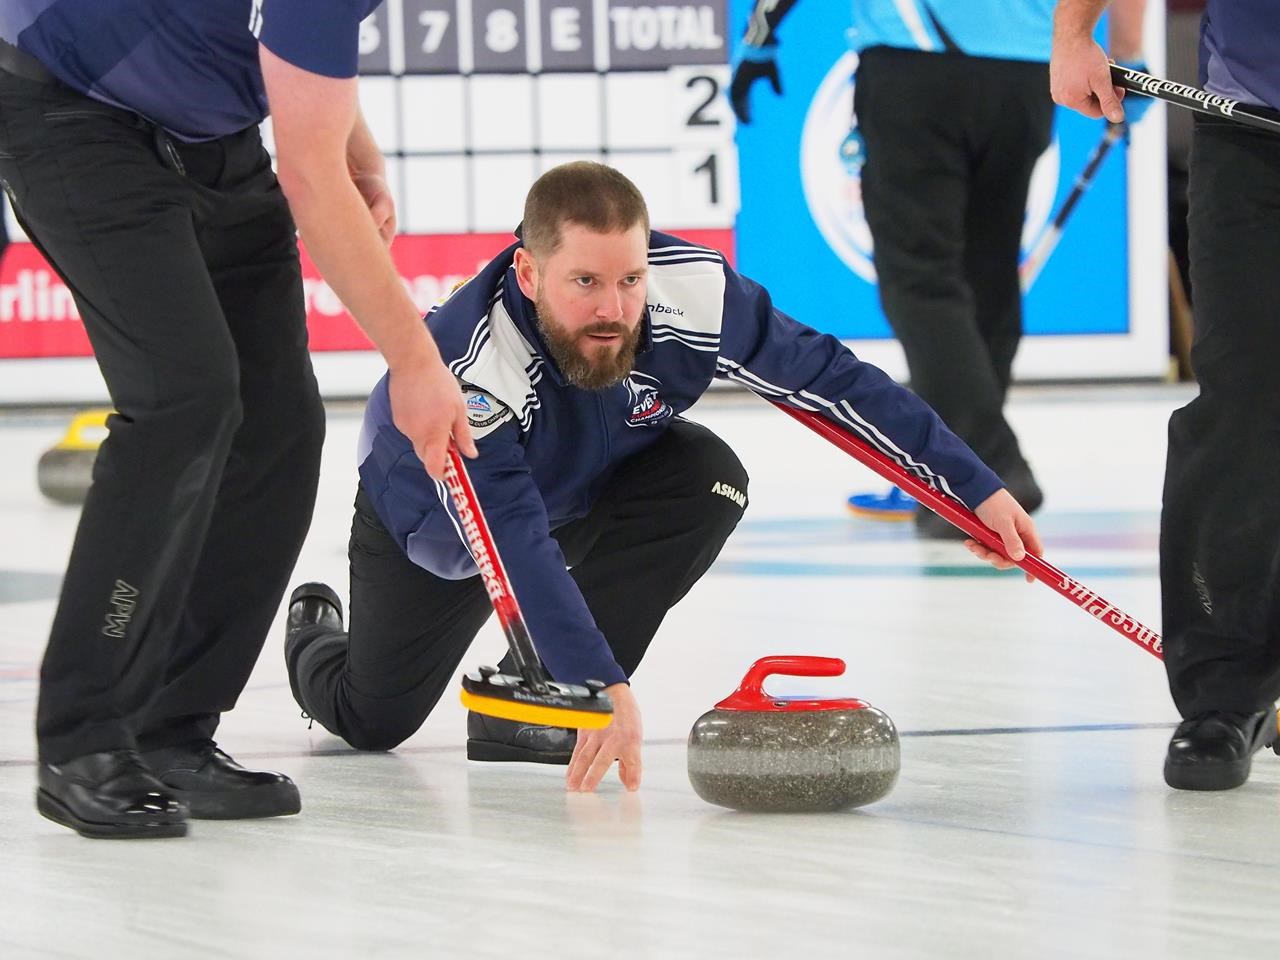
[729, 44, 782, 125]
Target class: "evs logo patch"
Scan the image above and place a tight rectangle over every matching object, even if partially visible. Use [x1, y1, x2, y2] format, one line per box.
[461, 387, 514, 438]
[623, 373, 673, 428]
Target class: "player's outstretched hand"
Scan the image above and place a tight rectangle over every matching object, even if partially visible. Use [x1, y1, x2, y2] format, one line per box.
[388, 353, 477, 481]
[729, 45, 782, 125]
[967, 489, 1043, 583]
[567, 683, 643, 793]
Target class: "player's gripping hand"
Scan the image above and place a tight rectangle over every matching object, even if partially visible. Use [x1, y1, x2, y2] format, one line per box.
[729, 43, 782, 125]
[965, 489, 1043, 583]
[388, 352, 477, 481]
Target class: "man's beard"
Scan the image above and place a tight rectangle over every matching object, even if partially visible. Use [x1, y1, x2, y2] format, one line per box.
[534, 294, 643, 390]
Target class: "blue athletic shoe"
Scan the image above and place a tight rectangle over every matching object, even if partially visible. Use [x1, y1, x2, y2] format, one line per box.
[846, 486, 917, 520]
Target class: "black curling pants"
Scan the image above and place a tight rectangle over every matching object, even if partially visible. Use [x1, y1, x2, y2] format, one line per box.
[1161, 116, 1280, 717]
[0, 70, 325, 763]
[855, 47, 1054, 479]
[288, 420, 748, 752]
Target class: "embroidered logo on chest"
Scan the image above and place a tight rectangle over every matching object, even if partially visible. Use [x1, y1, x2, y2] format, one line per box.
[461, 387, 514, 438]
[623, 373, 674, 428]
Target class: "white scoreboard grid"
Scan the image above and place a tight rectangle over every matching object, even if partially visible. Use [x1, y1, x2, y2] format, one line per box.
[276, 0, 742, 237]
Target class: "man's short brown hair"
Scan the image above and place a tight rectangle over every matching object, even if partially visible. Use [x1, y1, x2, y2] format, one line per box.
[520, 162, 650, 257]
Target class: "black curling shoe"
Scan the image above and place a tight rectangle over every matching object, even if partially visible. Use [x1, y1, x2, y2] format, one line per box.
[37, 749, 188, 839]
[285, 581, 344, 709]
[143, 741, 301, 819]
[286, 581, 344, 636]
[466, 712, 577, 764]
[1163, 710, 1278, 791]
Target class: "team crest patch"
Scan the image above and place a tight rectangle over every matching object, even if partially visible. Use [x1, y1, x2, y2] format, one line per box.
[461, 387, 514, 438]
[624, 374, 674, 428]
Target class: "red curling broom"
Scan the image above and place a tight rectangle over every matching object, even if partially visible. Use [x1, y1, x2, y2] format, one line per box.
[772, 400, 1164, 661]
[444, 442, 614, 729]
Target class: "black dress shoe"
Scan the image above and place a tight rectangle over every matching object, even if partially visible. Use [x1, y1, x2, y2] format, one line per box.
[1164, 710, 1278, 791]
[999, 460, 1044, 515]
[143, 741, 301, 819]
[37, 749, 188, 839]
[466, 711, 577, 764]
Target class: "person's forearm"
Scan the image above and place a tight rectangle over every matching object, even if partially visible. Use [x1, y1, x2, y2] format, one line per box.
[346, 110, 385, 179]
[282, 163, 437, 371]
[1107, 0, 1147, 61]
[1053, 0, 1112, 46]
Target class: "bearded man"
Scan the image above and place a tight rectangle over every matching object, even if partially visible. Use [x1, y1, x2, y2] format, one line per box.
[283, 161, 1038, 792]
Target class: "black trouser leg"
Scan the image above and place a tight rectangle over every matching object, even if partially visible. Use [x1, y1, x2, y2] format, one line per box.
[856, 48, 1049, 475]
[0, 75, 316, 763]
[530, 419, 749, 677]
[964, 76, 1053, 404]
[1, 81, 241, 763]
[290, 420, 748, 750]
[1161, 118, 1280, 717]
[289, 491, 494, 752]
[135, 134, 325, 750]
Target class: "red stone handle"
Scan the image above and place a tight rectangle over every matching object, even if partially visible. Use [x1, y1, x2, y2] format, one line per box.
[715, 656, 847, 711]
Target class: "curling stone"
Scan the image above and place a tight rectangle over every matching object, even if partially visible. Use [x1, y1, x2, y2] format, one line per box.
[36, 409, 111, 505]
[687, 656, 899, 813]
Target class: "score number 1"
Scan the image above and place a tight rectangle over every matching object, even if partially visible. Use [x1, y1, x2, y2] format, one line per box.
[679, 72, 734, 213]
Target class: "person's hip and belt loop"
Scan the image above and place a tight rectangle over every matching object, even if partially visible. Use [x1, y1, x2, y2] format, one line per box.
[0, 40, 187, 177]
[0, 39, 58, 84]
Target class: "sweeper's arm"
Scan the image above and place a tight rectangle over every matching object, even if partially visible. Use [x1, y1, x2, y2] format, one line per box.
[409, 414, 628, 692]
[714, 264, 1042, 566]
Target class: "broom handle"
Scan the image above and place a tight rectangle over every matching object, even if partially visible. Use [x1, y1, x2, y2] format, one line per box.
[771, 400, 1163, 660]
[442, 442, 551, 690]
[1109, 62, 1280, 135]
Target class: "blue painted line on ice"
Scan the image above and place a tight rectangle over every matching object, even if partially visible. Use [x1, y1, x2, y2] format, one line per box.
[712, 560, 1158, 579]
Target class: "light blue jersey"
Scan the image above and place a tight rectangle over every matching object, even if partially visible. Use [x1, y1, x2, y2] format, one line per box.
[848, 0, 1055, 63]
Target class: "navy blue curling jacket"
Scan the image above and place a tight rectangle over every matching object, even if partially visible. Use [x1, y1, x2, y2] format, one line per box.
[358, 232, 1003, 688]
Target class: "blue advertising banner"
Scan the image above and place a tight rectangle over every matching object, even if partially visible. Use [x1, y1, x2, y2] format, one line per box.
[728, 0, 1130, 342]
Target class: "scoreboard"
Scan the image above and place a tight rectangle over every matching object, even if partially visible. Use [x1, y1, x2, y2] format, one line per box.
[0, 0, 1172, 400]
[313, 0, 740, 236]
[0, 0, 740, 394]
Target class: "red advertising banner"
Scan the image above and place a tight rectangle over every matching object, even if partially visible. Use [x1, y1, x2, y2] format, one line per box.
[0, 229, 735, 360]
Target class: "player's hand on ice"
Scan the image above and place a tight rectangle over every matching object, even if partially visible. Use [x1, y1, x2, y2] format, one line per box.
[388, 352, 477, 481]
[567, 682, 642, 793]
[729, 43, 782, 124]
[1050, 28, 1127, 124]
[967, 489, 1043, 583]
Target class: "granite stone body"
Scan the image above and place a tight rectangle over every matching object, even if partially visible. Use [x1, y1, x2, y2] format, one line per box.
[36, 448, 96, 504]
[687, 704, 900, 812]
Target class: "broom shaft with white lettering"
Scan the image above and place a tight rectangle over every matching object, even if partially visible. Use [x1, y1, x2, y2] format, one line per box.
[1020, 122, 1124, 293]
[442, 442, 549, 690]
[1109, 62, 1280, 135]
[771, 400, 1164, 661]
